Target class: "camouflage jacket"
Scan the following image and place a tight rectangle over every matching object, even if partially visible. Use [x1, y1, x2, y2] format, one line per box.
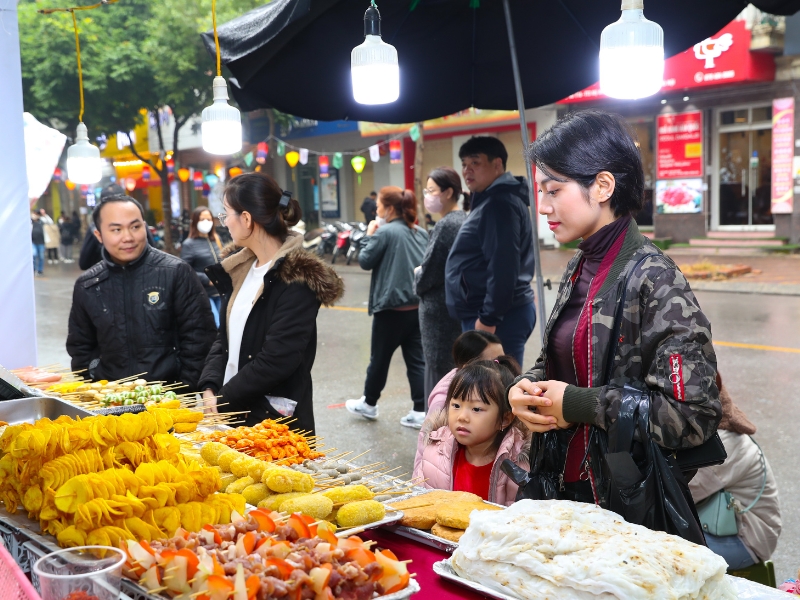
[518, 221, 721, 450]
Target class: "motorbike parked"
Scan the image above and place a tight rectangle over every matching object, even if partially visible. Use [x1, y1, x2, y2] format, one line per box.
[331, 222, 354, 264]
[313, 222, 338, 258]
[345, 222, 368, 265]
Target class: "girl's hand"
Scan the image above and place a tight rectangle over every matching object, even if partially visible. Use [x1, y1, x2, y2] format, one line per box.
[367, 220, 380, 236]
[202, 389, 218, 414]
[509, 379, 570, 432]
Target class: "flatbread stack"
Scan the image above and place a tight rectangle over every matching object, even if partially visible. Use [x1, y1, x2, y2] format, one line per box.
[388, 491, 502, 542]
[452, 499, 736, 600]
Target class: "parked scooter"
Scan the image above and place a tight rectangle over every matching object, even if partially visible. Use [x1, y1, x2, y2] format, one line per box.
[315, 222, 339, 258]
[345, 222, 368, 265]
[331, 222, 354, 264]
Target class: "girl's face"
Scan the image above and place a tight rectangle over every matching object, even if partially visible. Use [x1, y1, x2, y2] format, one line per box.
[535, 167, 614, 243]
[223, 199, 252, 246]
[448, 394, 505, 448]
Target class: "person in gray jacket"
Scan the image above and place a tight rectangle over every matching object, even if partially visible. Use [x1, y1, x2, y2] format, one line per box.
[346, 186, 429, 428]
[180, 206, 224, 326]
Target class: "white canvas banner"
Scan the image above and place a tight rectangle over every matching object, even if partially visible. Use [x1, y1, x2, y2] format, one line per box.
[23, 112, 66, 200]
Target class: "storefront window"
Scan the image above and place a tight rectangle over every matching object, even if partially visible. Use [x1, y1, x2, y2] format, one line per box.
[629, 120, 655, 226]
[721, 109, 748, 125]
[751, 106, 772, 123]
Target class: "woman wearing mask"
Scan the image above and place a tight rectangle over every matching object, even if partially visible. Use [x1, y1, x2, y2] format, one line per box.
[415, 167, 467, 401]
[199, 173, 343, 434]
[181, 206, 224, 326]
[346, 187, 429, 429]
[508, 110, 720, 514]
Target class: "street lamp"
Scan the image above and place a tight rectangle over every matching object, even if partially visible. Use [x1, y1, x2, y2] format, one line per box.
[351, 2, 399, 105]
[599, 0, 664, 100]
[201, 0, 242, 155]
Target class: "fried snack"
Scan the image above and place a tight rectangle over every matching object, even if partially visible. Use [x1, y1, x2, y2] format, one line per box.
[225, 476, 255, 495]
[172, 422, 198, 433]
[387, 490, 481, 511]
[321, 484, 374, 505]
[217, 450, 244, 472]
[435, 501, 503, 530]
[247, 461, 272, 482]
[218, 473, 238, 492]
[230, 456, 259, 478]
[431, 523, 464, 543]
[200, 443, 230, 466]
[336, 500, 386, 528]
[241, 483, 270, 506]
[257, 492, 308, 512]
[262, 468, 314, 494]
[280, 494, 334, 520]
[398, 506, 439, 530]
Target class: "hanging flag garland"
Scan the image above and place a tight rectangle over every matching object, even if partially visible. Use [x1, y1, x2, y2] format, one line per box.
[256, 142, 268, 164]
[389, 140, 402, 164]
[277, 140, 286, 156]
[243, 151, 254, 167]
[193, 170, 204, 190]
[409, 124, 421, 142]
[332, 152, 344, 170]
[142, 165, 151, 182]
[369, 145, 380, 162]
[319, 156, 330, 178]
[299, 148, 309, 165]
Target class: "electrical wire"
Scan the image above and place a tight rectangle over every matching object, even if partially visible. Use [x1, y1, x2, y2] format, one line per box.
[70, 11, 84, 123]
[212, 0, 221, 77]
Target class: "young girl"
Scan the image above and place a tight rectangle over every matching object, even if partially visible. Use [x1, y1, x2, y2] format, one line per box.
[413, 358, 530, 505]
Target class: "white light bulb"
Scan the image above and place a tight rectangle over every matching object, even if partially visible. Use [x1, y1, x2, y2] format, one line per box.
[351, 6, 399, 105]
[202, 76, 242, 155]
[599, 0, 664, 100]
[66, 122, 103, 184]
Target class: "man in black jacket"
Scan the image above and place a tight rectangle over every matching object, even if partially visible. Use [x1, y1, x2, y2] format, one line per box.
[444, 137, 536, 366]
[67, 194, 216, 389]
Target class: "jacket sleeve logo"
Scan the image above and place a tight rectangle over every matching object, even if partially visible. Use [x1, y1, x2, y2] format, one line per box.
[147, 291, 161, 305]
[669, 353, 685, 401]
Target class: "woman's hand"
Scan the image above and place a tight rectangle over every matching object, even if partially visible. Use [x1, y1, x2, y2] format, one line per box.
[202, 389, 218, 414]
[509, 379, 570, 433]
[367, 220, 380, 236]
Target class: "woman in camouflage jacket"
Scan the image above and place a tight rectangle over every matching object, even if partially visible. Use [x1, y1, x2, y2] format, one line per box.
[508, 110, 721, 505]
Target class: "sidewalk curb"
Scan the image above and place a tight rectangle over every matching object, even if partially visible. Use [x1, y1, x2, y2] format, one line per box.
[688, 281, 800, 296]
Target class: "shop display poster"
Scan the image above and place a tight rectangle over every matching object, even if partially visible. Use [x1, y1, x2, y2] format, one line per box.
[655, 179, 703, 214]
[657, 111, 703, 179]
[771, 97, 794, 214]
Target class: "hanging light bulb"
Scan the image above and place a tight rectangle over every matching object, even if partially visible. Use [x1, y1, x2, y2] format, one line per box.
[599, 0, 663, 100]
[67, 122, 102, 184]
[351, 2, 399, 105]
[201, 0, 242, 155]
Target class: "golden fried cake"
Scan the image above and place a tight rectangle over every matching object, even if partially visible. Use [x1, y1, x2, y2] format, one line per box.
[435, 501, 502, 530]
[431, 523, 465, 543]
[388, 490, 481, 511]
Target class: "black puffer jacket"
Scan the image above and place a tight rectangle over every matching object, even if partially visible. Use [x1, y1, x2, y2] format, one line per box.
[181, 236, 223, 297]
[198, 233, 344, 434]
[67, 245, 217, 389]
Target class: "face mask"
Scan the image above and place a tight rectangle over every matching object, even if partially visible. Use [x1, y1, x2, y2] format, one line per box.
[424, 193, 444, 214]
[197, 220, 213, 234]
[376, 216, 387, 227]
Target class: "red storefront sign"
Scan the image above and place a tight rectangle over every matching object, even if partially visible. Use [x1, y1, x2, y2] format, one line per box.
[559, 20, 775, 104]
[771, 97, 794, 215]
[657, 111, 703, 179]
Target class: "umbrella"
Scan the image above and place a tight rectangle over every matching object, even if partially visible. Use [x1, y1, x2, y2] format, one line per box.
[203, 0, 800, 344]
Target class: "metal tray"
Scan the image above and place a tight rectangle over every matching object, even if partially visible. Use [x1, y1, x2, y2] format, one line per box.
[389, 525, 459, 553]
[433, 559, 519, 600]
[0, 395, 94, 424]
[335, 510, 404, 537]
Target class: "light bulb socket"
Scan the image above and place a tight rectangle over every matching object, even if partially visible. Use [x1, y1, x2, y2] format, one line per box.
[212, 76, 231, 101]
[621, 0, 644, 9]
[364, 5, 381, 37]
[75, 122, 89, 142]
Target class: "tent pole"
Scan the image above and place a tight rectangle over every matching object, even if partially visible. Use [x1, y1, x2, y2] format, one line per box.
[502, 0, 547, 348]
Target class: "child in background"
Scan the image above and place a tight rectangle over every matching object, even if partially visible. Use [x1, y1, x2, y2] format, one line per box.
[413, 358, 530, 505]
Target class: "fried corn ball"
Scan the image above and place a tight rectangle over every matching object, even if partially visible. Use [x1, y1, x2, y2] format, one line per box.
[247, 460, 273, 482]
[217, 450, 243, 472]
[201, 441, 229, 464]
[279, 494, 334, 520]
[336, 500, 385, 528]
[218, 473, 238, 492]
[257, 492, 307, 512]
[241, 483, 271, 506]
[230, 456, 259, 478]
[225, 476, 255, 495]
[173, 422, 198, 433]
[321, 484, 375, 504]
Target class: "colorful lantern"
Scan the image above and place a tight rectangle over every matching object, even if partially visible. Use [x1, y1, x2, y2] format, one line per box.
[53, 167, 63, 181]
[193, 170, 204, 190]
[202, 183, 211, 197]
[277, 141, 286, 157]
[166, 158, 175, 175]
[369, 145, 380, 162]
[351, 155, 366, 184]
[299, 148, 309, 165]
[332, 152, 344, 170]
[319, 156, 330, 178]
[286, 151, 300, 168]
[389, 140, 402, 164]
[124, 177, 136, 192]
[229, 167, 243, 177]
[142, 165, 151, 182]
[256, 142, 268, 164]
[206, 174, 219, 187]
[178, 168, 190, 182]
[65, 179, 76, 191]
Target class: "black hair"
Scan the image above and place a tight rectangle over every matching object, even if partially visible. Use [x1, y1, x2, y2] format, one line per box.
[370, 191, 377, 196]
[446, 357, 520, 427]
[428, 166, 470, 211]
[527, 110, 644, 217]
[100, 183, 125, 200]
[452, 330, 509, 369]
[93, 195, 146, 229]
[458, 136, 508, 170]
[223, 172, 302, 241]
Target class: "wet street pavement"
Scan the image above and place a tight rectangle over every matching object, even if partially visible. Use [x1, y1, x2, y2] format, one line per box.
[32, 252, 800, 582]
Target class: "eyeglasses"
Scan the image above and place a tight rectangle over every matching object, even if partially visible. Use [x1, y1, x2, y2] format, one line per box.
[423, 190, 439, 197]
[217, 212, 229, 227]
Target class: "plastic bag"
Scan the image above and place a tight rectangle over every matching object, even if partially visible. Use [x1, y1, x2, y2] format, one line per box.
[502, 430, 561, 501]
[604, 385, 706, 545]
[266, 396, 297, 416]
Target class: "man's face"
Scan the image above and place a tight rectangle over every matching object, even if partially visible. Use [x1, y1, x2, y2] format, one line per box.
[93, 201, 147, 265]
[461, 153, 505, 193]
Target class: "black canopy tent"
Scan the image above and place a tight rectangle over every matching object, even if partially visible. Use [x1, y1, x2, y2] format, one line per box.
[203, 0, 800, 344]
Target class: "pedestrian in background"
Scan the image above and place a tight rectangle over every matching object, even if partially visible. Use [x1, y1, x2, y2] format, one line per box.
[346, 187, 429, 428]
[361, 191, 377, 224]
[181, 206, 224, 327]
[199, 173, 343, 434]
[43, 217, 61, 264]
[31, 213, 45, 276]
[415, 167, 467, 400]
[67, 194, 215, 389]
[445, 137, 536, 366]
[59, 215, 76, 263]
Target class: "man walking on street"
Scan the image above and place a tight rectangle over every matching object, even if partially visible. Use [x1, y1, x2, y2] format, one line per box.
[67, 194, 216, 389]
[31, 213, 45, 276]
[445, 136, 536, 366]
[361, 191, 377, 224]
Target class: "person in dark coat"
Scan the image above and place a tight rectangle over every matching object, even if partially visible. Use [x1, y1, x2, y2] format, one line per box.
[31, 214, 45, 275]
[181, 206, 224, 326]
[59, 215, 77, 263]
[67, 194, 216, 389]
[199, 173, 343, 434]
[360, 191, 377, 224]
[445, 136, 537, 366]
[415, 167, 467, 401]
[79, 184, 156, 270]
